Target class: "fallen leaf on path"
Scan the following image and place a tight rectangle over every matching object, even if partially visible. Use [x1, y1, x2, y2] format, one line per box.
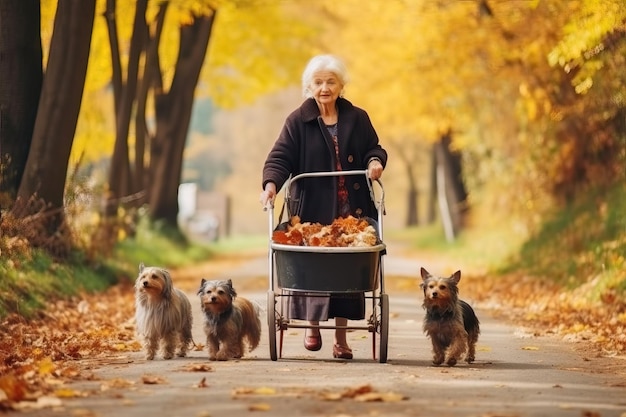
[232, 387, 277, 396]
[320, 384, 406, 402]
[70, 408, 98, 417]
[521, 346, 540, 351]
[182, 363, 213, 372]
[100, 378, 136, 391]
[193, 377, 209, 388]
[13, 395, 63, 410]
[354, 391, 407, 402]
[248, 403, 271, 411]
[0, 375, 28, 402]
[37, 357, 55, 375]
[54, 388, 85, 398]
[337, 384, 373, 398]
[141, 374, 167, 385]
[320, 392, 343, 401]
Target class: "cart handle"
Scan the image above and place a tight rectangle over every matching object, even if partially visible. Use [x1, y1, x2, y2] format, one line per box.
[285, 170, 384, 214]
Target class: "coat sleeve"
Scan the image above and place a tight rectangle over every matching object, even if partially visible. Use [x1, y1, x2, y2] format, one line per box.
[262, 112, 300, 191]
[358, 109, 387, 168]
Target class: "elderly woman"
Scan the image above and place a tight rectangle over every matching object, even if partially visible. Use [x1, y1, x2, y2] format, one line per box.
[259, 54, 387, 359]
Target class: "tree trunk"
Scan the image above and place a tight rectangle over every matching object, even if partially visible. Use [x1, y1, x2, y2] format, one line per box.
[427, 144, 437, 224]
[149, 12, 215, 227]
[105, 0, 147, 215]
[134, 1, 167, 207]
[405, 162, 419, 226]
[434, 130, 468, 241]
[0, 0, 42, 205]
[103, 0, 122, 116]
[387, 138, 420, 227]
[13, 0, 95, 244]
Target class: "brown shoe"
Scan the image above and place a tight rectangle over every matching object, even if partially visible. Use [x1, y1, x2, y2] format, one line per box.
[304, 334, 322, 351]
[332, 344, 353, 359]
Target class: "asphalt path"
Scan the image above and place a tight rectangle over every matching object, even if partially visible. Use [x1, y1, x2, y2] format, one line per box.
[10, 248, 626, 417]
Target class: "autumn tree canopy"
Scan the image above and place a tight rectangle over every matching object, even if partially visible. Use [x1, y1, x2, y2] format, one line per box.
[1, 0, 624, 252]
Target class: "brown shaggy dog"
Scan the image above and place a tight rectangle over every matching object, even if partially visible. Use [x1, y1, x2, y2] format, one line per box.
[197, 278, 261, 361]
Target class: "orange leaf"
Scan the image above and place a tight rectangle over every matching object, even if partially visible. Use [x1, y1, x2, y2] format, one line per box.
[248, 403, 271, 411]
[0, 375, 28, 402]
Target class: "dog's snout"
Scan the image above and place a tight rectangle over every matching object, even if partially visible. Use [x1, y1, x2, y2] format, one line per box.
[210, 295, 217, 302]
[431, 292, 438, 298]
[142, 281, 149, 287]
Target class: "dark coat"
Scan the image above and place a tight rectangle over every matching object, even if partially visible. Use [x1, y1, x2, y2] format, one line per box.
[262, 97, 387, 225]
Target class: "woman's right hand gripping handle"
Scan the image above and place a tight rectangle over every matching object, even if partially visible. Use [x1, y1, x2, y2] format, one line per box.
[260, 182, 277, 211]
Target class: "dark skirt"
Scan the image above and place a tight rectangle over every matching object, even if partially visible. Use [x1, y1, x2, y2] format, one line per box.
[283, 291, 365, 321]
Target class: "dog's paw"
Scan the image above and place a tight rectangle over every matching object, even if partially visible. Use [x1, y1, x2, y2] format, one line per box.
[215, 351, 230, 361]
[145, 353, 155, 360]
[176, 350, 187, 357]
[163, 352, 174, 360]
[446, 357, 458, 367]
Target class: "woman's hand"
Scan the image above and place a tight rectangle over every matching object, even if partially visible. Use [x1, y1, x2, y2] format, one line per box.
[367, 159, 383, 181]
[260, 182, 277, 209]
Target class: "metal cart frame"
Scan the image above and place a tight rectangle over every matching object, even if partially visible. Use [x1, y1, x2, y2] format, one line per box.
[265, 170, 388, 362]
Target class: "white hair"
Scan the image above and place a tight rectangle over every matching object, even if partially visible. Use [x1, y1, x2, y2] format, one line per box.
[301, 54, 349, 98]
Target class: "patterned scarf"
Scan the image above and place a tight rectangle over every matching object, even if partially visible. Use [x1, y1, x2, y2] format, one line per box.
[327, 123, 350, 217]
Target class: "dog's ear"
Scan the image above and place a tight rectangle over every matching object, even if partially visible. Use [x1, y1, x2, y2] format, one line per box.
[161, 269, 173, 300]
[139, 262, 145, 273]
[226, 279, 237, 299]
[420, 267, 430, 281]
[197, 278, 207, 295]
[450, 270, 461, 284]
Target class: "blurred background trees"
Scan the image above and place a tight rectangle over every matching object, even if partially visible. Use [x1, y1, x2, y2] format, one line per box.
[0, 0, 624, 259]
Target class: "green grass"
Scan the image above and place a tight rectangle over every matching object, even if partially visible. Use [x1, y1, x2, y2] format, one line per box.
[501, 183, 626, 294]
[386, 183, 626, 302]
[0, 250, 118, 318]
[0, 216, 272, 320]
[0, 218, 215, 319]
[385, 220, 524, 272]
[200, 233, 268, 254]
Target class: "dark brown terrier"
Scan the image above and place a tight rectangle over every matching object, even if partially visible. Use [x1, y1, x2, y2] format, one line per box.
[197, 278, 261, 361]
[420, 267, 480, 366]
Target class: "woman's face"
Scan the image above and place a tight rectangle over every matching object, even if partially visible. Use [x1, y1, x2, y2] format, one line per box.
[309, 70, 343, 106]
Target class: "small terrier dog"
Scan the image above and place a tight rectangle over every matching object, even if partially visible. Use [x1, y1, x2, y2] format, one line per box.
[420, 267, 480, 366]
[197, 278, 261, 361]
[134, 263, 193, 360]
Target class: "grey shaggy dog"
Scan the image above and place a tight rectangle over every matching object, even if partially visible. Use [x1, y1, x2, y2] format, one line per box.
[134, 263, 193, 360]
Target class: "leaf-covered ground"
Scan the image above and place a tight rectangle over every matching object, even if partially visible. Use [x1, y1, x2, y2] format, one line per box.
[0, 283, 139, 410]
[1, 256, 625, 411]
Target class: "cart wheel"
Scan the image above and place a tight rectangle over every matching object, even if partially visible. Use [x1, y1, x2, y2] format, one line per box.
[378, 293, 389, 363]
[267, 290, 278, 361]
